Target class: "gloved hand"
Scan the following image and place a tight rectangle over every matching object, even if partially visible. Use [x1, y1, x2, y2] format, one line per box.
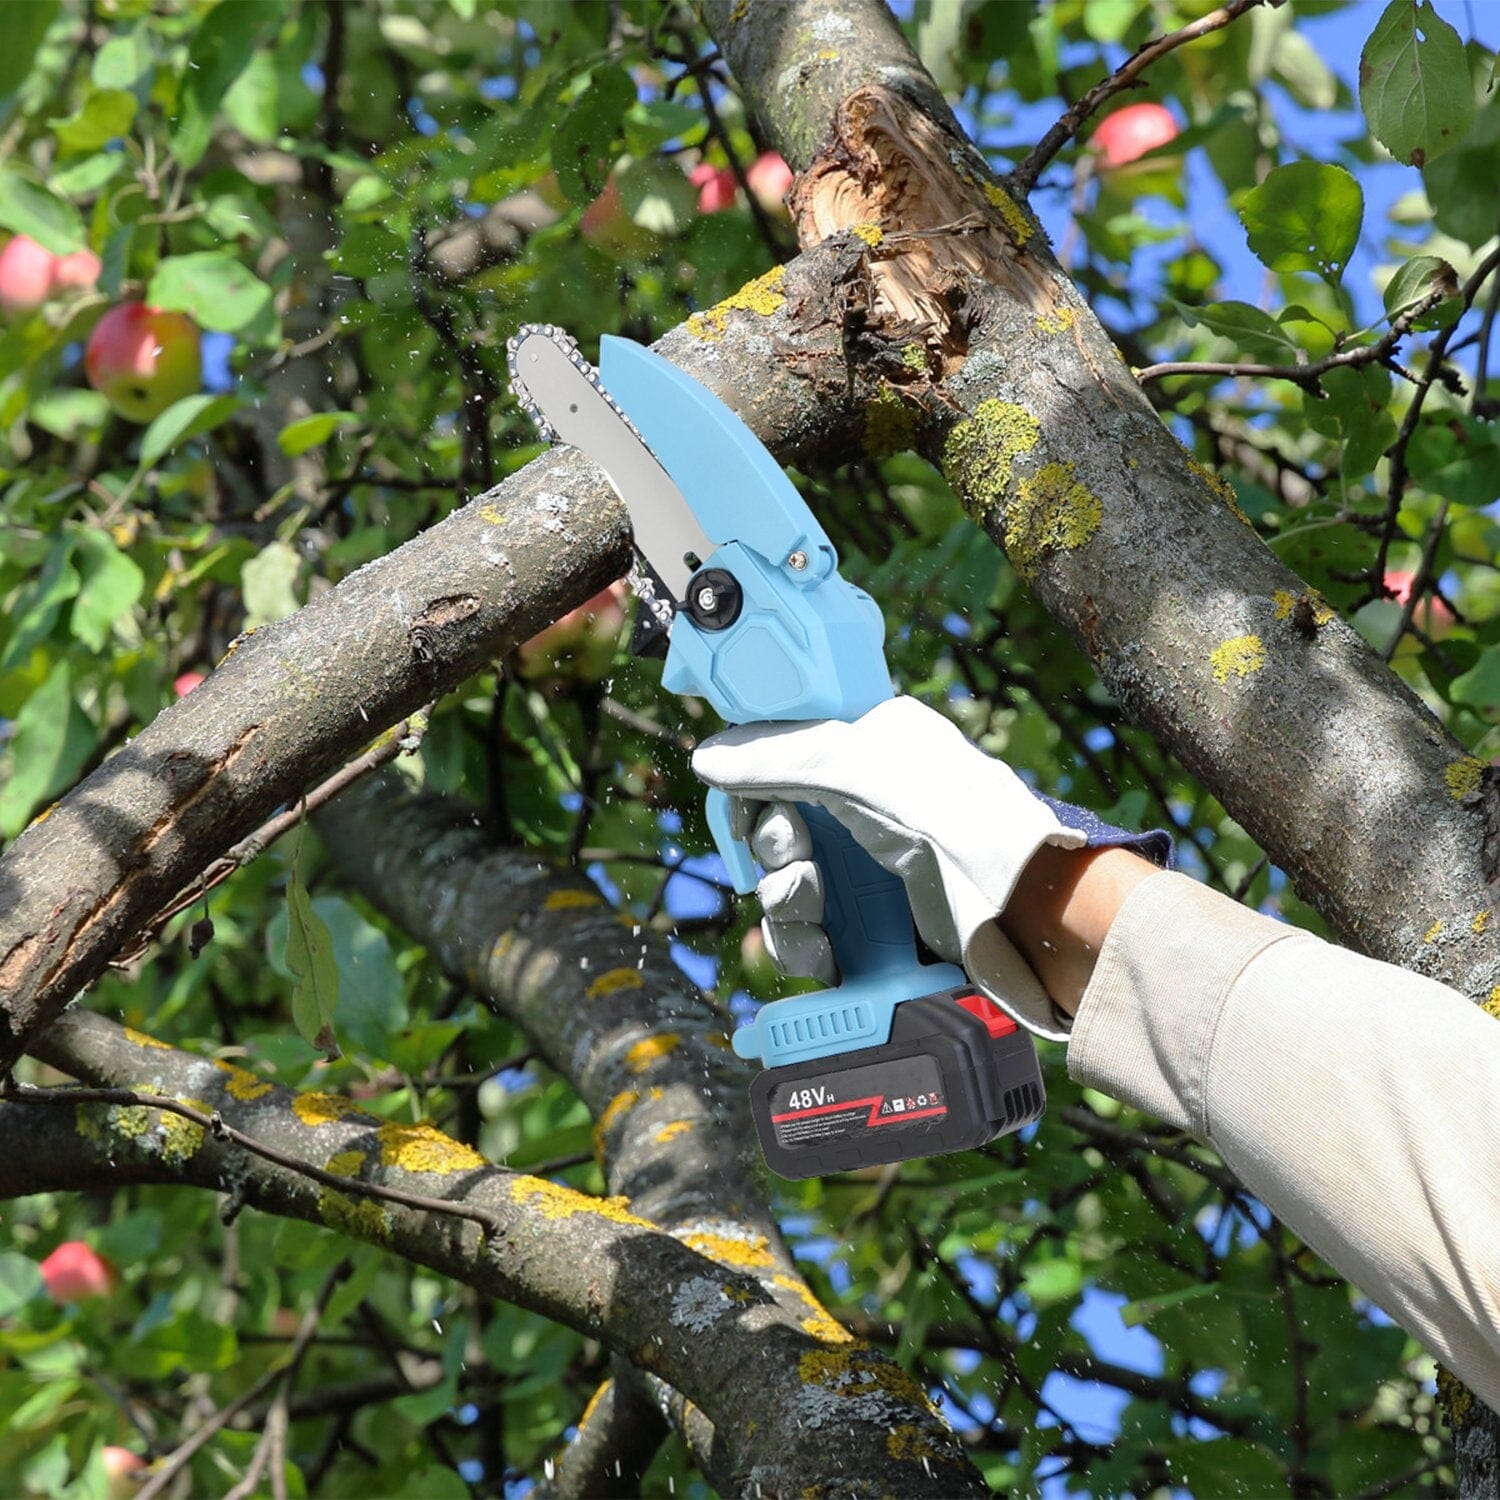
[692, 696, 1109, 1039]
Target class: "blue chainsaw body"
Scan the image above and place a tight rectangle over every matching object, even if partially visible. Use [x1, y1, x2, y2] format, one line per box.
[598, 337, 964, 1069]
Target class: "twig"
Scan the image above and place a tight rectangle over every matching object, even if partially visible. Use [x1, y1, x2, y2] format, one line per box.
[1373, 243, 1500, 586]
[1136, 283, 1452, 388]
[151, 1262, 346, 1500]
[110, 708, 431, 967]
[1012, 0, 1273, 196]
[8, 1083, 505, 1240]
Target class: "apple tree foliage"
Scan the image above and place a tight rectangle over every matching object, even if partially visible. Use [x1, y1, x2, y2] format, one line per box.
[0, 0, 1497, 1496]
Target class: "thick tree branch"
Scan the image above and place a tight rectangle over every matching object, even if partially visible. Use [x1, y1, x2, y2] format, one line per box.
[313, 772, 986, 1493]
[13, 1009, 976, 1498]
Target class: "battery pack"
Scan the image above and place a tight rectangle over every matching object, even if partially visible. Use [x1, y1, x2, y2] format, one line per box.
[747, 986, 1045, 1180]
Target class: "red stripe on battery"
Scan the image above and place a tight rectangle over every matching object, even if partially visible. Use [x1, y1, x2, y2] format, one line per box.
[868, 1105, 947, 1126]
[770, 1095, 881, 1123]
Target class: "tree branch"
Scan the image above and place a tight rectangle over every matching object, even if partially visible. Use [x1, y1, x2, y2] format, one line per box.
[1012, 0, 1274, 197]
[12, 1009, 977, 1497]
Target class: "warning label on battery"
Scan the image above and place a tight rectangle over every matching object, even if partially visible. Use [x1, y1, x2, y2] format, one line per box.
[767, 1055, 946, 1152]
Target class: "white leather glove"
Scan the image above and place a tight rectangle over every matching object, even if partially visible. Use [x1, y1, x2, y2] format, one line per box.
[691, 696, 1090, 1040]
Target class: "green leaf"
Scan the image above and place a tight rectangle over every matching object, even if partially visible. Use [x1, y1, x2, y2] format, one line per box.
[47, 152, 125, 198]
[1452, 646, 1500, 708]
[1238, 160, 1363, 282]
[1359, 0, 1475, 167]
[307, 897, 407, 1058]
[92, 31, 153, 92]
[139, 392, 241, 465]
[0, 665, 96, 839]
[146, 252, 272, 334]
[1172, 299, 1300, 361]
[551, 64, 636, 203]
[0, 537, 80, 671]
[0, 1, 58, 100]
[328, 223, 404, 278]
[173, 0, 280, 168]
[1382, 254, 1456, 322]
[242, 540, 302, 627]
[0, 1252, 45, 1318]
[1423, 97, 1500, 248]
[1121, 1281, 1225, 1325]
[119, 1309, 236, 1379]
[1157, 1438, 1287, 1496]
[285, 859, 341, 1057]
[69, 530, 143, 652]
[0, 173, 84, 255]
[50, 88, 137, 154]
[1303, 364, 1396, 477]
[278, 411, 356, 456]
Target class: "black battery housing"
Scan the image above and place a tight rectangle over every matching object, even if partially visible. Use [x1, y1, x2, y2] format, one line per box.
[747, 986, 1044, 1180]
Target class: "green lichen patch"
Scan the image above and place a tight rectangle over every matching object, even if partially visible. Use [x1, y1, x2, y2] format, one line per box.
[941, 400, 1040, 522]
[864, 386, 918, 458]
[1006, 462, 1103, 581]
[1445, 756, 1484, 801]
[1210, 635, 1267, 684]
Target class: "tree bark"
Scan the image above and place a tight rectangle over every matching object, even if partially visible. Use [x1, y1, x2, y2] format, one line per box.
[16, 1009, 978, 1498]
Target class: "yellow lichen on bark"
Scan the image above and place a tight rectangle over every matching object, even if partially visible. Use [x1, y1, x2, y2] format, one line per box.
[625, 1033, 680, 1073]
[213, 1059, 273, 1101]
[1210, 635, 1266, 684]
[1424, 920, 1444, 943]
[941, 400, 1040, 522]
[585, 967, 644, 1001]
[655, 1120, 694, 1144]
[1006, 462, 1103, 581]
[681, 1229, 775, 1270]
[887, 1424, 948, 1462]
[686, 265, 788, 342]
[319, 1156, 392, 1244]
[1445, 757, 1484, 801]
[1482, 987, 1500, 1019]
[545, 889, 602, 912]
[774, 1272, 853, 1344]
[293, 1092, 365, 1128]
[123, 1027, 170, 1050]
[160, 1101, 209, 1163]
[980, 181, 1034, 247]
[1272, 589, 1336, 627]
[510, 1176, 653, 1229]
[1474, 910, 1492, 934]
[850, 222, 883, 246]
[377, 1122, 486, 1174]
[1036, 306, 1074, 335]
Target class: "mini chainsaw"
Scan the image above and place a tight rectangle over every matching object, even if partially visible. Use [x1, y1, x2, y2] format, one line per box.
[506, 325, 1044, 1179]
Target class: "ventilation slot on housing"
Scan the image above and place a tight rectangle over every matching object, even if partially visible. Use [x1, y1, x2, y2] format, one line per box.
[768, 1002, 875, 1052]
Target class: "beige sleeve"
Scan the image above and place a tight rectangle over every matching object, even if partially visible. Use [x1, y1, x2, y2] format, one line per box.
[1066, 870, 1500, 1409]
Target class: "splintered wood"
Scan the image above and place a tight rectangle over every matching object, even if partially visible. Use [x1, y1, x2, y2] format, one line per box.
[789, 86, 1058, 369]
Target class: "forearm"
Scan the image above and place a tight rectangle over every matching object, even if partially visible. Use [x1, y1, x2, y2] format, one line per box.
[1058, 869, 1500, 1409]
[999, 843, 1158, 1015]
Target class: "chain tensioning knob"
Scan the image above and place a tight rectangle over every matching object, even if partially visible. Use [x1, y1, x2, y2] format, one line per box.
[684, 568, 743, 631]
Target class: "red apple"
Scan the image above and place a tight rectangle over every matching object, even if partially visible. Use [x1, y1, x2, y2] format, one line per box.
[39, 1241, 117, 1302]
[745, 152, 794, 219]
[1092, 102, 1179, 170]
[85, 302, 203, 424]
[1384, 569, 1454, 636]
[516, 582, 628, 684]
[53, 248, 102, 292]
[173, 671, 205, 697]
[101, 1447, 145, 1500]
[0, 234, 58, 316]
[689, 162, 737, 214]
